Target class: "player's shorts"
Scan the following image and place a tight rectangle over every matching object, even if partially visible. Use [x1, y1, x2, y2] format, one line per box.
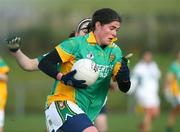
[45, 100, 93, 132]
[135, 92, 160, 108]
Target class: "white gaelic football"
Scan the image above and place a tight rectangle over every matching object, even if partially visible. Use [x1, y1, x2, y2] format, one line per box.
[72, 59, 99, 86]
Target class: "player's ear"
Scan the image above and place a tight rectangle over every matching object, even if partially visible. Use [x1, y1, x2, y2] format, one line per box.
[95, 21, 101, 30]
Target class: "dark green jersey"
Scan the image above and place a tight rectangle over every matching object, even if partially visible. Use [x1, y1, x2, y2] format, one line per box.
[46, 32, 122, 121]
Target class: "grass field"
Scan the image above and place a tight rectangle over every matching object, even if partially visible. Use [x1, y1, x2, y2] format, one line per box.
[4, 112, 180, 132]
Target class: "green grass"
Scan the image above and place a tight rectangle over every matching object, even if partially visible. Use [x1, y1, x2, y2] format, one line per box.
[4, 112, 180, 132]
[5, 113, 45, 132]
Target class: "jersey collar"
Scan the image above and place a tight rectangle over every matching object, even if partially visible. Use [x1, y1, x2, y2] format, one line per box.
[87, 32, 97, 44]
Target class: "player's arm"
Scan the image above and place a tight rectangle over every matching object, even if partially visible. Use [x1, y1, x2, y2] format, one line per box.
[11, 50, 39, 71]
[6, 37, 39, 71]
[115, 57, 131, 93]
[38, 49, 87, 89]
[0, 73, 8, 82]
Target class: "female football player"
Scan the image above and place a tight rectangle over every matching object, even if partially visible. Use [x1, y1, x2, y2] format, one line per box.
[164, 49, 180, 132]
[37, 8, 131, 132]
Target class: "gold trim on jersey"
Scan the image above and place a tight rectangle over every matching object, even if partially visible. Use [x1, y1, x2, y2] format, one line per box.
[171, 77, 179, 96]
[46, 46, 77, 106]
[87, 32, 117, 46]
[47, 82, 76, 106]
[87, 32, 97, 44]
[55, 46, 75, 63]
[112, 62, 121, 81]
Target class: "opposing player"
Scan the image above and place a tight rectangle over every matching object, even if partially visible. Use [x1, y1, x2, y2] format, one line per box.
[164, 49, 180, 132]
[0, 56, 10, 132]
[37, 8, 131, 132]
[130, 50, 161, 132]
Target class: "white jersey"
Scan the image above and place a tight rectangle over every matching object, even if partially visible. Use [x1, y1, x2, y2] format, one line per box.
[130, 60, 161, 108]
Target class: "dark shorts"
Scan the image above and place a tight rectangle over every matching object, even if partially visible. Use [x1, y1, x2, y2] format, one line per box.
[58, 113, 93, 132]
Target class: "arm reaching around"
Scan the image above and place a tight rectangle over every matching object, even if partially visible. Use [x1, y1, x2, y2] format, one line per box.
[115, 59, 131, 93]
[6, 37, 39, 71]
[38, 49, 87, 89]
[10, 50, 39, 71]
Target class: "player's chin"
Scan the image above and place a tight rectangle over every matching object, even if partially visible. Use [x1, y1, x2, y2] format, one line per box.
[104, 40, 111, 45]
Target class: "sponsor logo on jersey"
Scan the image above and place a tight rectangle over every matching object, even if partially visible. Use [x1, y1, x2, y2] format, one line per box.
[59, 101, 65, 110]
[87, 52, 94, 59]
[97, 64, 113, 78]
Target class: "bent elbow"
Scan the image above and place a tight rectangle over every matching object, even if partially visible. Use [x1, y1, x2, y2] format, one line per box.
[117, 81, 131, 93]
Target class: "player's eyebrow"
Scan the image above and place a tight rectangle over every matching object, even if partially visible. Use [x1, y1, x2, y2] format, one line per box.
[111, 25, 120, 30]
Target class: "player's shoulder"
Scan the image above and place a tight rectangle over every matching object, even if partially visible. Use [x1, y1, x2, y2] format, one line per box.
[68, 36, 87, 45]
[134, 62, 145, 71]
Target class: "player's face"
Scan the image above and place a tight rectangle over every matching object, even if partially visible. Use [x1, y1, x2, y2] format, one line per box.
[143, 52, 153, 63]
[95, 21, 120, 45]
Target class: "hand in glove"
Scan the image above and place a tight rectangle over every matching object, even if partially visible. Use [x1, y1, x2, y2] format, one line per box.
[60, 70, 88, 89]
[6, 36, 21, 52]
[117, 58, 130, 82]
[115, 57, 131, 93]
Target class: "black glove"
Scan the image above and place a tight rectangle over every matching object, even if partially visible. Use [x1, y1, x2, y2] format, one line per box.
[118, 57, 130, 81]
[61, 70, 88, 89]
[6, 36, 21, 52]
[115, 58, 131, 93]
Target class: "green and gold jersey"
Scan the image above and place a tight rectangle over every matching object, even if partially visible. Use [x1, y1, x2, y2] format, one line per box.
[46, 32, 122, 121]
[168, 61, 180, 95]
[0, 57, 9, 107]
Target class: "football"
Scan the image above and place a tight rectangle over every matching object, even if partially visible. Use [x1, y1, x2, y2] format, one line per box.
[71, 58, 99, 86]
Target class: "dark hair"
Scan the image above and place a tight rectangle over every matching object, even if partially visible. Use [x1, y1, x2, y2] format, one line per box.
[90, 8, 122, 31]
[68, 31, 75, 38]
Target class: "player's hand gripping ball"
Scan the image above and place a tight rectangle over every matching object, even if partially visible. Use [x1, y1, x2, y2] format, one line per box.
[71, 59, 99, 86]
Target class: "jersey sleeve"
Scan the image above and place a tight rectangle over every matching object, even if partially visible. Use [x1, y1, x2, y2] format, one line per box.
[37, 52, 49, 62]
[55, 38, 80, 63]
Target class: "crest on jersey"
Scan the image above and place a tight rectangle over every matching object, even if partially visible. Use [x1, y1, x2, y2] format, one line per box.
[110, 54, 115, 62]
[87, 52, 94, 59]
[59, 101, 65, 110]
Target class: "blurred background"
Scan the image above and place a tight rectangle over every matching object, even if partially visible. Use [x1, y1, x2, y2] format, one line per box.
[0, 0, 180, 131]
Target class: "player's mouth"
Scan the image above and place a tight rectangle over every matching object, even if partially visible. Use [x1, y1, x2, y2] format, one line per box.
[108, 38, 113, 42]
